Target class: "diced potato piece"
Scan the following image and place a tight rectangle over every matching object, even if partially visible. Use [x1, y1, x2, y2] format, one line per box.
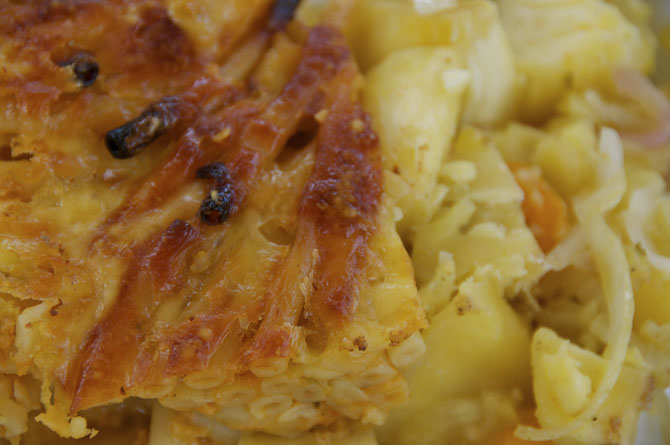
[634, 270, 670, 327]
[636, 321, 670, 388]
[348, 0, 495, 71]
[493, 123, 545, 165]
[364, 47, 466, 226]
[499, 0, 655, 121]
[417, 250, 457, 319]
[451, 128, 524, 205]
[537, 347, 593, 416]
[532, 120, 599, 198]
[378, 268, 531, 445]
[416, 269, 532, 395]
[412, 198, 477, 284]
[531, 328, 653, 445]
[351, 0, 516, 125]
[622, 169, 670, 280]
[427, 223, 542, 295]
[440, 160, 477, 184]
[412, 128, 545, 293]
[383, 171, 449, 239]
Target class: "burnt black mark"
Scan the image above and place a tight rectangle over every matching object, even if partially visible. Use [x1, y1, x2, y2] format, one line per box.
[276, 113, 319, 169]
[353, 336, 367, 351]
[196, 162, 229, 181]
[105, 97, 180, 159]
[57, 51, 99, 87]
[196, 162, 235, 225]
[268, 0, 301, 31]
[286, 113, 318, 150]
[199, 184, 234, 225]
[0, 145, 33, 161]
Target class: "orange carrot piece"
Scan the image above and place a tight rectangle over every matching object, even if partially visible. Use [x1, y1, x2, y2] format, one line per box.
[509, 163, 570, 253]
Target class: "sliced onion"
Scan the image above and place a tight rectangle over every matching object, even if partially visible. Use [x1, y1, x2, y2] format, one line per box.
[515, 215, 634, 441]
[516, 127, 634, 441]
[613, 68, 670, 148]
[624, 188, 670, 271]
[573, 128, 626, 220]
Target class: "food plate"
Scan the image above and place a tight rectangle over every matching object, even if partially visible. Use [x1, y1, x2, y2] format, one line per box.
[0, 0, 669, 444]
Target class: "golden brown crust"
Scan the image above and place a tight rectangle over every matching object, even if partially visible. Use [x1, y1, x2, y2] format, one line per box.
[66, 24, 383, 412]
[0, 0, 425, 435]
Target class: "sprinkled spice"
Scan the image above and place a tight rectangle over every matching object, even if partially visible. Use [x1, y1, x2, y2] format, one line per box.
[58, 51, 99, 86]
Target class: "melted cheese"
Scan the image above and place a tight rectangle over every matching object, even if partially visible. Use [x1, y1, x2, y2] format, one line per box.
[0, 1, 426, 441]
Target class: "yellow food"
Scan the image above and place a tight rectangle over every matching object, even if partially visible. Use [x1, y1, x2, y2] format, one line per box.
[509, 163, 570, 253]
[1, 0, 670, 444]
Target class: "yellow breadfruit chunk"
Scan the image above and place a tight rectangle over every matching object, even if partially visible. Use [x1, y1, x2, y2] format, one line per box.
[378, 268, 531, 445]
[531, 328, 653, 445]
[500, 0, 655, 121]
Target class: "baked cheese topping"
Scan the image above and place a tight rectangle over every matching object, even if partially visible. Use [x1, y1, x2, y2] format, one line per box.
[0, 0, 426, 439]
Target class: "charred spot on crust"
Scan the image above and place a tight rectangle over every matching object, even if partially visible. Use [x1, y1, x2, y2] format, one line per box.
[286, 114, 319, 150]
[57, 51, 99, 86]
[196, 162, 235, 225]
[353, 336, 367, 351]
[105, 97, 180, 159]
[0, 145, 33, 161]
[196, 162, 229, 181]
[268, 0, 301, 31]
[200, 184, 234, 225]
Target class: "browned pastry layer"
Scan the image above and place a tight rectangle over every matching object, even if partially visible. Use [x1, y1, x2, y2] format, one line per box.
[0, 0, 425, 438]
